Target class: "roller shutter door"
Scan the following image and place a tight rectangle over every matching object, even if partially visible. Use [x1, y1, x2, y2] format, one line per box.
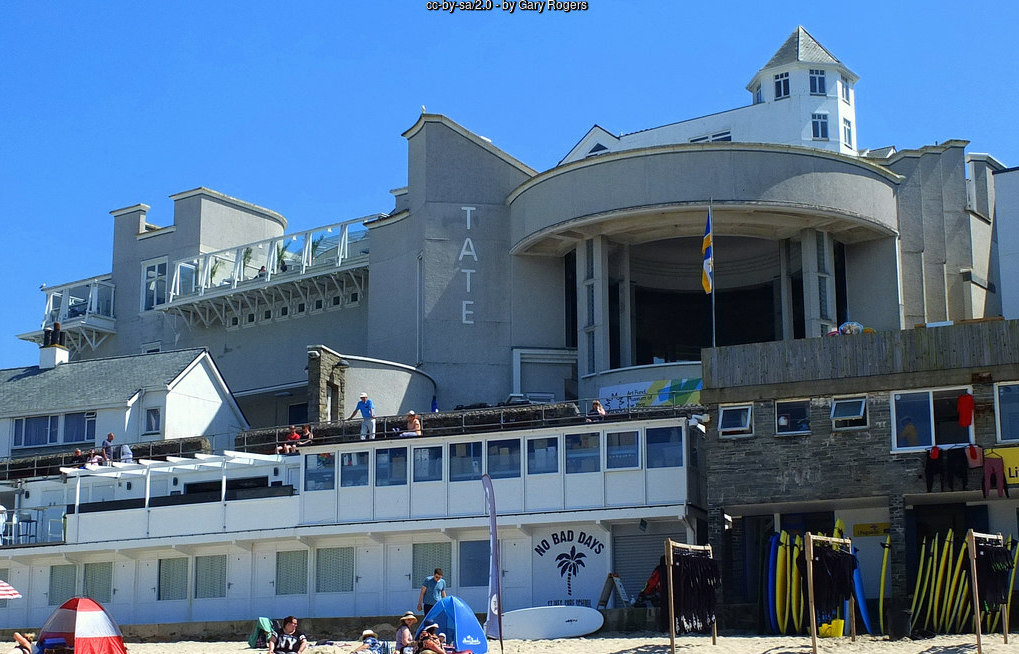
[612, 531, 685, 601]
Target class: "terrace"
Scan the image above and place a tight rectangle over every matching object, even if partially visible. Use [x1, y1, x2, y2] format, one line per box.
[17, 277, 116, 352]
[161, 216, 375, 328]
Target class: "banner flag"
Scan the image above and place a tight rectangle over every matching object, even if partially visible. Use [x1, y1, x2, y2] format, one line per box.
[482, 474, 503, 650]
[701, 208, 713, 294]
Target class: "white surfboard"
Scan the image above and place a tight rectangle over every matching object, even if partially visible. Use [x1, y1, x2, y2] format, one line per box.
[497, 605, 604, 640]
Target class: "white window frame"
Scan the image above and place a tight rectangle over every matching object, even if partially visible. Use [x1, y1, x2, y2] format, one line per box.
[141, 257, 168, 311]
[774, 72, 790, 99]
[775, 399, 811, 435]
[809, 69, 826, 95]
[841, 74, 851, 103]
[605, 429, 641, 471]
[843, 118, 853, 148]
[719, 404, 753, 437]
[890, 386, 974, 452]
[12, 415, 59, 448]
[753, 83, 763, 104]
[831, 396, 868, 430]
[144, 407, 161, 435]
[811, 113, 829, 140]
[994, 382, 1019, 442]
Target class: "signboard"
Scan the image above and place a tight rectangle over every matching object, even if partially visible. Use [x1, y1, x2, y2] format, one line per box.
[853, 522, 890, 538]
[999, 446, 1019, 486]
[599, 378, 702, 411]
[531, 525, 609, 607]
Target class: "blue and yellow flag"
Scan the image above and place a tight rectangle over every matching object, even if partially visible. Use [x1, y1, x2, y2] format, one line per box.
[701, 209, 713, 294]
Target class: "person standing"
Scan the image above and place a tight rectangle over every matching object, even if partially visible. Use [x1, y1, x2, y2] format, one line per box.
[101, 433, 115, 464]
[349, 392, 376, 440]
[417, 568, 447, 616]
[268, 616, 307, 654]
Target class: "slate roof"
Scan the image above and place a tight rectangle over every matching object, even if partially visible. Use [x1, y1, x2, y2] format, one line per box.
[762, 26, 841, 69]
[0, 348, 208, 416]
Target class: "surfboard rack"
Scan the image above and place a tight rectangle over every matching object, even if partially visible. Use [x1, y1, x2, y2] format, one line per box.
[966, 529, 1009, 654]
[665, 539, 718, 650]
[805, 533, 857, 654]
[596, 573, 630, 610]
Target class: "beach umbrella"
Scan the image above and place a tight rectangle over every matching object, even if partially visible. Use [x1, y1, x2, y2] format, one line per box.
[417, 596, 488, 654]
[0, 580, 22, 599]
[35, 596, 127, 654]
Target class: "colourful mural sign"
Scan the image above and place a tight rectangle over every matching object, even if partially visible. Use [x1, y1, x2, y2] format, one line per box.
[599, 378, 702, 411]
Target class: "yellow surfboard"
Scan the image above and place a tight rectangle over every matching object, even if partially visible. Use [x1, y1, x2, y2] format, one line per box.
[879, 533, 891, 635]
[941, 543, 966, 632]
[909, 536, 928, 629]
[927, 529, 952, 630]
[776, 530, 790, 634]
[935, 533, 957, 631]
[791, 533, 804, 634]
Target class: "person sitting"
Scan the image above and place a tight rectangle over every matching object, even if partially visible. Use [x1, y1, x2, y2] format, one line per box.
[350, 629, 383, 654]
[268, 616, 306, 654]
[119, 443, 134, 464]
[587, 399, 607, 422]
[298, 425, 314, 446]
[87, 449, 103, 466]
[438, 633, 455, 654]
[395, 611, 418, 654]
[415, 623, 444, 654]
[276, 426, 301, 454]
[71, 448, 86, 465]
[401, 411, 422, 437]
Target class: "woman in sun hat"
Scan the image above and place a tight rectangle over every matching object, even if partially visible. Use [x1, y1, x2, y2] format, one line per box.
[395, 611, 418, 654]
[415, 623, 443, 654]
[350, 629, 383, 654]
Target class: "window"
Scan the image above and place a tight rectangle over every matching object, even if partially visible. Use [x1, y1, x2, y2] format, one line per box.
[843, 118, 853, 147]
[158, 558, 188, 600]
[606, 431, 639, 469]
[144, 408, 161, 434]
[719, 405, 753, 436]
[774, 72, 790, 99]
[375, 447, 408, 486]
[565, 433, 600, 474]
[83, 562, 112, 603]
[340, 451, 369, 487]
[997, 384, 1019, 441]
[809, 69, 826, 95]
[811, 113, 829, 140]
[63, 411, 96, 443]
[413, 446, 443, 482]
[753, 83, 763, 104]
[288, 403, 308, 426]
[412, 542, 452, 589]
[892, 388, 972, 450]
[316, 547, 354, 593]
[487, 439, 521, 479]
[646, 426, 684, 468]
[711, 131, 732, 142]
[49, 564, 76, 606]
[527, 437, 559, 475]
[305, 453, 335, 491]
[841, 75, 851, 103]
[142, 259, 167, 310]
[459, 541, 490, 587]
[13, 415, 59, 448]
[142, 341, 161, 354]
[194, 555, 227, 598]
[832, 397, 868, 430]
[449, 442, 483, 482]
[276, 550, 308, 595]
[776, 400, 811, 434]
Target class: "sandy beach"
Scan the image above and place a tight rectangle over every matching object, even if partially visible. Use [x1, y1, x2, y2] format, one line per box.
[105, 632, 1017, 654]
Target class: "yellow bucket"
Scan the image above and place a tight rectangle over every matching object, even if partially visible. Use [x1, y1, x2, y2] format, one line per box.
[818, 619, 845, 637]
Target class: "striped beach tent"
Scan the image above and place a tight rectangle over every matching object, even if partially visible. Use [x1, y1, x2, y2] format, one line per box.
[0, 580, 22, 599]
[35, 597, 127, 654]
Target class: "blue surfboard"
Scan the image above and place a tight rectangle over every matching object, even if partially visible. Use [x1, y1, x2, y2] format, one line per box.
[853, 555, 873, 634]
[767, 533, 779, 633]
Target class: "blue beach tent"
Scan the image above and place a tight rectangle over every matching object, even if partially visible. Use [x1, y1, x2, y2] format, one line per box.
[417, 596, 488, 654]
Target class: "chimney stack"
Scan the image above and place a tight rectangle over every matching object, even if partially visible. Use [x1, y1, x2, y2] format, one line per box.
[40, 322, 69, 369]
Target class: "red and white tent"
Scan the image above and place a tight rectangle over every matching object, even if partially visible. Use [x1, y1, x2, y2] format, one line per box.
[36, 597, 127, 654]
[0, 580, 22, 599]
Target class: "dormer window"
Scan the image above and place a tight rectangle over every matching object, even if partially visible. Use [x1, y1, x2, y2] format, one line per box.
[774, 72, 790, 99]
[752, 83, 763, 105]
[809, 69, 826, 95]
[841, 75, 851, 103]
[586, 143, 608, 157]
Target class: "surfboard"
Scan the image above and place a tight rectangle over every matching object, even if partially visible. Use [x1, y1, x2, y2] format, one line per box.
[879, 533, 891, 635]
[909, 536, 928, 632]
[766, 533, 779, 633]
[941, 543, 966, 632]
[933, 530, 954, 631]
[852, 556, 873, 634]
[791, 534, 803, 634]
[776, 530, 789, 634]
[499, 606, 604, 640]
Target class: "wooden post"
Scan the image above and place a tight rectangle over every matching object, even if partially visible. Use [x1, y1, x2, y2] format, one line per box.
[665, 539, 676, 654]
[966, 529, 1009, 654]
[805, 532, 855, 654]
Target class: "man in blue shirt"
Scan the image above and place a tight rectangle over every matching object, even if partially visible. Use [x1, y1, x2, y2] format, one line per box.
[348, 392, 376, 440]
[417, 568, 447, 616]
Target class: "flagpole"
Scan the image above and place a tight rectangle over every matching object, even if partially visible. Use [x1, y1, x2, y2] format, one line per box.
[709, 200, 716, 348]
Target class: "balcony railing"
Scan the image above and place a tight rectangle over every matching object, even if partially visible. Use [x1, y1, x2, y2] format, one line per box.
[40, 278, 115, 328]
[167, 217, 374, 303]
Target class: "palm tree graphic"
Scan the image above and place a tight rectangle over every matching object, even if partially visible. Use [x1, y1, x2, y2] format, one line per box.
[555, 546, 587, 596]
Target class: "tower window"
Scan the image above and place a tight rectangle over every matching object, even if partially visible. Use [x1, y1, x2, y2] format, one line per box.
[841, 75, 851, 103]
[843, 119, 853, 148]
[809, 69, 826, 95]
[774, 72, 790, 99]
[811, 114, 829, 140]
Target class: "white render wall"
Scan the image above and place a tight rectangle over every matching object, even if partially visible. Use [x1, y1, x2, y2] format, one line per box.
[996, 169, 1019, 319]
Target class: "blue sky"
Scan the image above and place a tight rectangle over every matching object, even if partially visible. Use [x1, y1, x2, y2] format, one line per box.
[1, 2, 1016, 368]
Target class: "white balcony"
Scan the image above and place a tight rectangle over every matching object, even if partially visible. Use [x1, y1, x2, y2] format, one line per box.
[18, 277, 117, 353]
[162, 216, 375, 328]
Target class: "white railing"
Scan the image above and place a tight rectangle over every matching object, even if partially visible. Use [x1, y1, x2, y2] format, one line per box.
[41, 278, 115, 328]
[167, 216, 374, 303]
